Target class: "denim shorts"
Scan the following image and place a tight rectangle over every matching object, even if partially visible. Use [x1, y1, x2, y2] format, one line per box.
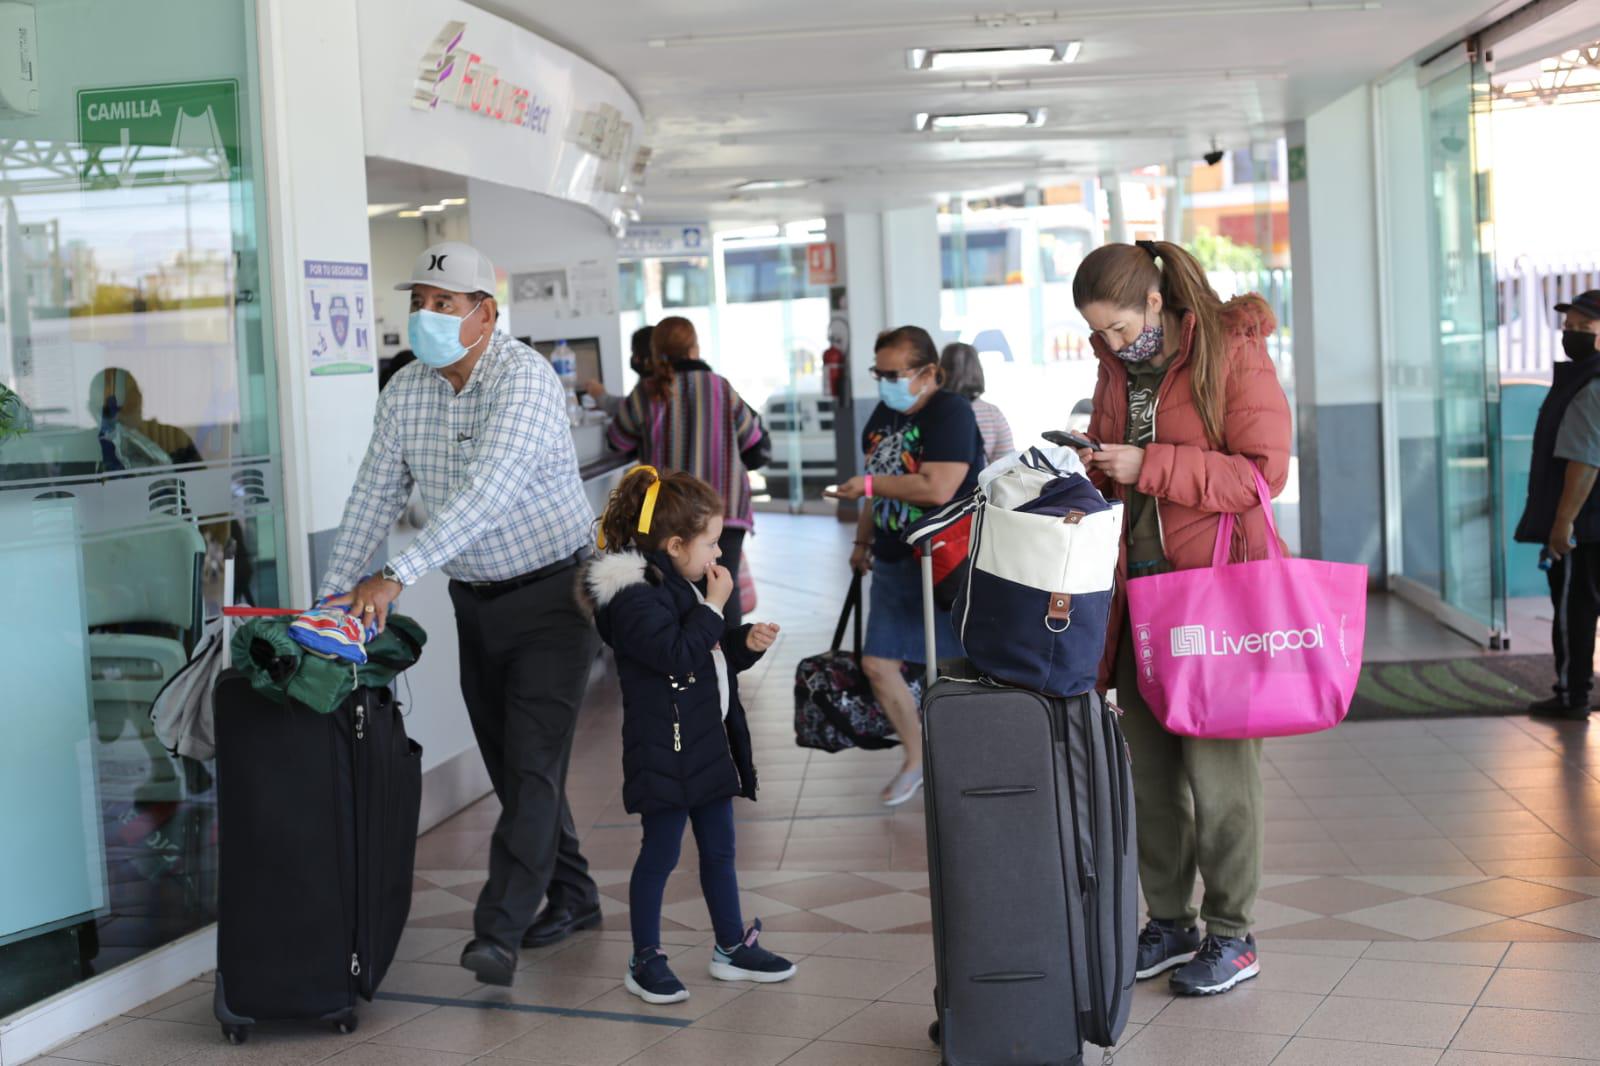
[863, 555, 963, 664]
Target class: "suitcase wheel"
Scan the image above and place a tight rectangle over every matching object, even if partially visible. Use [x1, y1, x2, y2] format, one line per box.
[331, 1010, 358, 1036]
[928, 1018, 940, 1045]
[221, 1024, 249, 1045]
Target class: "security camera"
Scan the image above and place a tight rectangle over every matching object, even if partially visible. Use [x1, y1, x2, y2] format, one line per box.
[1203, 148, 1225, 167]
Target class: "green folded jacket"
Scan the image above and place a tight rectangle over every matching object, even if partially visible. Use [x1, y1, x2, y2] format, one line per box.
[229, 614, 427, 713]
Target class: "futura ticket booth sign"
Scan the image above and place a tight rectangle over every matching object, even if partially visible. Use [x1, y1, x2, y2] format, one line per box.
[77, 79, 240, 189]
[411, 20, 554, 135]
[357, 0, 644, 224]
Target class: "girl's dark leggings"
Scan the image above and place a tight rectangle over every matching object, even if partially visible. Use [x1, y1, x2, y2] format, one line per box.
[629, 797, 744, 953]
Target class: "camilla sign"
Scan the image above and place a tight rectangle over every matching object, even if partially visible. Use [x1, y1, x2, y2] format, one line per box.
[412, 21, 554, 135]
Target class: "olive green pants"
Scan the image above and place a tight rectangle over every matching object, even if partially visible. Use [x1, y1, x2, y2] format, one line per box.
[1114, 624, 1263, 938]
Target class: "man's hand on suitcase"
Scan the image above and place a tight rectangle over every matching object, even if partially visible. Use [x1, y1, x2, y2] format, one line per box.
[747, 622, 780, 652]
[333, 573, 403, 634]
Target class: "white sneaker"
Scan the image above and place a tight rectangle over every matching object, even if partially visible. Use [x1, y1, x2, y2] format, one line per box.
[883, 768, 924, 808]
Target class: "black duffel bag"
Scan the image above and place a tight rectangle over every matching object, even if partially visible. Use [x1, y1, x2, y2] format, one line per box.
[792, 574, 923, 752]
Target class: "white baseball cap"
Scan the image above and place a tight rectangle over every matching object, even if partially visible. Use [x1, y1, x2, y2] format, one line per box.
[394, 241, 497, 296]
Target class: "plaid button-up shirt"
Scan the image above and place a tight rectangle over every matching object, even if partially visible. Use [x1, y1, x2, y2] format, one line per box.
[318, 333, 593, 598]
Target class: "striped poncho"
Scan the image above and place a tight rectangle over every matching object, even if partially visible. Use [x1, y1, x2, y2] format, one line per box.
[607, 359, 764, 529]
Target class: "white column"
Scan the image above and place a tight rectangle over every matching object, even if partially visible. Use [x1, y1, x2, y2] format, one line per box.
[1288, 87, 1387, 574]
[256, 0, 377, 602]
[1101, 170, 1129, 244]
[879, 204, 943, 336]
[1165, 160, 1186, 242]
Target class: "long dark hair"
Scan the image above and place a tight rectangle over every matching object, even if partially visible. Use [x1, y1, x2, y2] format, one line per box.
[629, 326, 655, 377]
[1072, 241, 1228, 445]
[597, 466, 723, 553]
[646, 316, 697, 401]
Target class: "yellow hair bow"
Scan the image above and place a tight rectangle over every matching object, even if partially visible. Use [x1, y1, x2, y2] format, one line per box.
[634, 465, 661, 535]
[596, 465, 663, 550]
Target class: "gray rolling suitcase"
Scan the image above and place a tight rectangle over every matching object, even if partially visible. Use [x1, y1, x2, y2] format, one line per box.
[917, 553, 1138, 1065]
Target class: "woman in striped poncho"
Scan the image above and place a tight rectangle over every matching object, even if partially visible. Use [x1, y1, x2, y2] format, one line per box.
[607, 316, 766, 627]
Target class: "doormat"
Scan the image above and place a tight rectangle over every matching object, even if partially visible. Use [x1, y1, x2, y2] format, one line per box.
[1347, 655, 1556, 720]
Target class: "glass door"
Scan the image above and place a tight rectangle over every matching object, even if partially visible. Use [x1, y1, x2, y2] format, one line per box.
[1424, 46, 1506, 639]
[0, 0, 288, 1017]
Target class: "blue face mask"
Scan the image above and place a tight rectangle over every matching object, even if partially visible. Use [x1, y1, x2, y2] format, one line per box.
[878, 367, 928, 413]
[409, 302, 484, 368]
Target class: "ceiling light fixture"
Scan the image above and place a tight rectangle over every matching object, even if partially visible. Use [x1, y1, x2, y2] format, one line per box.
[735, 178, 811, 192]
[646, 4, 1380, 48]
[784, 218, 827, 238]
[907, 42, 1080, 71]
[439, 197, 467, 206]
[719, 223, 782, 241]
[366, 202, 410, 218]
[397, 210, 423, 219]
[418, 204, 445, 213]
[916, 108, 1045, 132]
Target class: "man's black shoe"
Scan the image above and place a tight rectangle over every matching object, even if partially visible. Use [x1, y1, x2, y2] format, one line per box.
[460, 938, 517, 986]
[521, 901, 602, 949]
[1530, 695, 1590, 722]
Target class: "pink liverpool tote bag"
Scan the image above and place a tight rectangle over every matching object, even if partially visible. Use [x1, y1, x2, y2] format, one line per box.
[1124, 465, 1367, 739]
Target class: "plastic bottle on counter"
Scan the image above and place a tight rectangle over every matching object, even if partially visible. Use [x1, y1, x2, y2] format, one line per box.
[550, 340, 582, 425]
[550, 340, 578, 390]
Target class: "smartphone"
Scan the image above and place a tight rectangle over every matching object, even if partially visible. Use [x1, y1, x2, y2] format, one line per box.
[1043, 429, 1101, 453]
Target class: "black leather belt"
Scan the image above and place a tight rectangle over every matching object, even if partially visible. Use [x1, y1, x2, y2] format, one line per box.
[454, 551, 585, 599]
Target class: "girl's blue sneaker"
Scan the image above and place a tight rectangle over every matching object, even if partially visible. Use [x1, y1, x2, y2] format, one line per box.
[625, 947, 690, 1005]
[709, 919, 797, 983]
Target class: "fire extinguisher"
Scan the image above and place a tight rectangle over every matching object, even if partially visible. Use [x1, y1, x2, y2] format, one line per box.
[822, 345, 845, 398]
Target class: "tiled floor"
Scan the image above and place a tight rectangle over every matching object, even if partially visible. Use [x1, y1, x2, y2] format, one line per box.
[41, 514, 1600, 1065]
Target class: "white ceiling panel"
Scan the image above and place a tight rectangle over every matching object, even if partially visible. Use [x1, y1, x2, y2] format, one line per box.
[468, 0, 1507, 220]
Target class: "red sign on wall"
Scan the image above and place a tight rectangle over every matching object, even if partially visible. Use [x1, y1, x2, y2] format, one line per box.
[807, 242, 838, 287]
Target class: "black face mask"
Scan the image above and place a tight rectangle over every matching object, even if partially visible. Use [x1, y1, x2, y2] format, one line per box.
[1564, 329, 1599, 362]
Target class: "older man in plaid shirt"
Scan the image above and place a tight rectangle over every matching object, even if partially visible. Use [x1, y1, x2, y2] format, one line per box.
[323, 241, 601, 987]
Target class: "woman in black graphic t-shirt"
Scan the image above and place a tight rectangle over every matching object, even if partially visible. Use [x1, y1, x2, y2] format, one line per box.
[826, 326, 982, 808]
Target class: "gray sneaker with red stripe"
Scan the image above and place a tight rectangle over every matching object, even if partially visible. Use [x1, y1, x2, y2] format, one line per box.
[1170, 933, 1260, 996]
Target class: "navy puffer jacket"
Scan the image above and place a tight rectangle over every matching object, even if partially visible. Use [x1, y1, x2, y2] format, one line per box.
[583, 550, 761, 815]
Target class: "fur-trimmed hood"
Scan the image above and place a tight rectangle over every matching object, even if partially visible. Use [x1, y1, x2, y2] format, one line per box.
[580, 549, 657, 614]
[579, 545, 762, 814]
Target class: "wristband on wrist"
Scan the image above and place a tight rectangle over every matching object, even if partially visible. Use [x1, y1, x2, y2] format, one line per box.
[863, 474, 873, 499]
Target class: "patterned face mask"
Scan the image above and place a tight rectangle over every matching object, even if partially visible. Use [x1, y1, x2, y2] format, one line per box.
[1115, 321, 1165, 364]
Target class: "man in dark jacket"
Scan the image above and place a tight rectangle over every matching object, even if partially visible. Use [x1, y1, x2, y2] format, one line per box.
[1515, 290, 1600, 720]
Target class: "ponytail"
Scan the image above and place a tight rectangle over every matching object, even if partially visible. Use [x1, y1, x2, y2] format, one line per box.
[597, 466, 723, 553]
[646, 316, 697, 402]
[1073, 240, 1230, 446]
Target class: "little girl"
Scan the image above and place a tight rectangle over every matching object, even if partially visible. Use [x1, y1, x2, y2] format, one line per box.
[583, 466, 797, 1004]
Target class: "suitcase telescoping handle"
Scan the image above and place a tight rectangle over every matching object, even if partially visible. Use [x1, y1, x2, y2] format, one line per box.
[919, 551, 937, 690]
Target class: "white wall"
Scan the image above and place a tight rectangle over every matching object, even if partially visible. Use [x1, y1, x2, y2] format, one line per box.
[467, 178, 625, 392]
[369, 216, 430, 360]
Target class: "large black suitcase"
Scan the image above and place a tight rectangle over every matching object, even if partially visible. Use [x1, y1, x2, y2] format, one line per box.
[212, 672, 422, 1044]
[916, 558, 1137, 1065]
